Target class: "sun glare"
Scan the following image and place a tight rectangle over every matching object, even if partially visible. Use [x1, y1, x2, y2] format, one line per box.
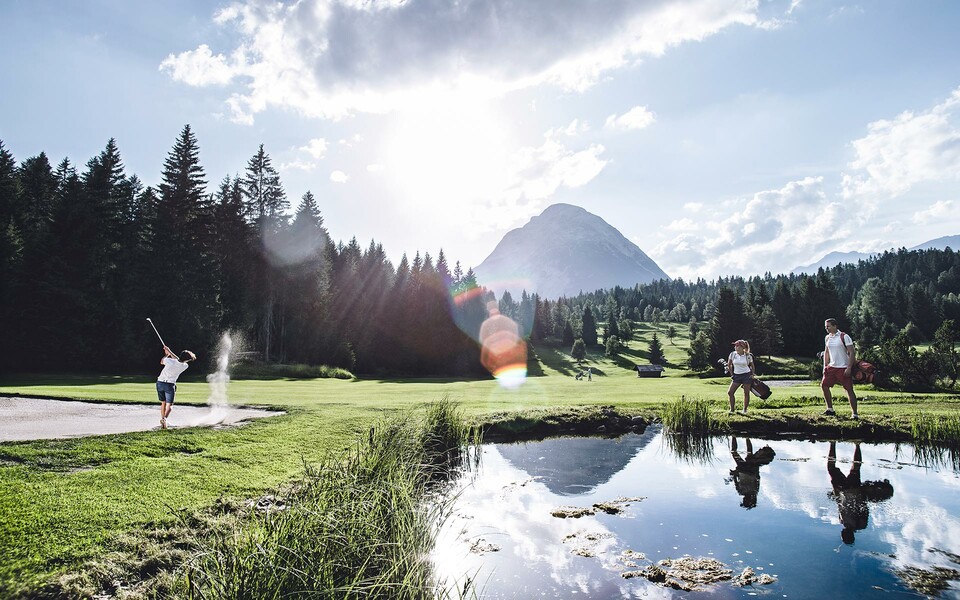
[382, 98, 512, 218]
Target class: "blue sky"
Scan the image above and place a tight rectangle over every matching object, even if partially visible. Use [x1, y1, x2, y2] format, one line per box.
[2, 0, 959, 280]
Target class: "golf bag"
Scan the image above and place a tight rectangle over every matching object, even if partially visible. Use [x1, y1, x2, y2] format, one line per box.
[852, 360, 877, 384]
[750, 377, 772, 400]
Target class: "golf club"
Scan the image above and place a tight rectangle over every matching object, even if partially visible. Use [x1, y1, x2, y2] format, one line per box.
[146, 317, 180, 361]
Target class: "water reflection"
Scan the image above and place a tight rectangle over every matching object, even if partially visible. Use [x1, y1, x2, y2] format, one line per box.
[727, 437, 775, 509]
[433, 429, 960, 599]
[496, 430, 658, 495]
[827, 441, 895, 544]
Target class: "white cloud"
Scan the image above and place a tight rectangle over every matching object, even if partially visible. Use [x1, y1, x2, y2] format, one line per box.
[279, 159, 317, 171]
[161, 0, 769, 123]
[503, 135, 608, 204]
[912, 200, 956, 224]
[842, 87, 960, 200]
[557, 119, 590, 137]
[683, 202, 704, 212]
[665, 217, 697, 232]
[366, 163, 384, 173]
[604, 105, 656, 131]
[330, 170, 349, 183]
[301, 138, 328, 159]
[158, 44, 237, 86]
[652, 176, 848, 279]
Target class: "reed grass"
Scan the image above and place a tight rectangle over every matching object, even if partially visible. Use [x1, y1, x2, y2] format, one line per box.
[178, 400, 479, 599]
[661, 396, 718, 435]
[910, 412, 960, 445]
[660, 397, 719, 464]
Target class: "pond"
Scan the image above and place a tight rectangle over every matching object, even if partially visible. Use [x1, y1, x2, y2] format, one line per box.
[432, 428, 960, 599]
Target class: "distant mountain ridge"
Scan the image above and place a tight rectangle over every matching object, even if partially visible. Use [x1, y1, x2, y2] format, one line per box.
[792, 235, 960, 273]
[474, 203, 669, 299]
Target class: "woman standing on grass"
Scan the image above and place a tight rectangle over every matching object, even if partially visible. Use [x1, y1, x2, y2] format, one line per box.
[727, 339, 755, 414]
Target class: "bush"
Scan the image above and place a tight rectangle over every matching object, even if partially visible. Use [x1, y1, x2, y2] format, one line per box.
[604, 335, 620, 357]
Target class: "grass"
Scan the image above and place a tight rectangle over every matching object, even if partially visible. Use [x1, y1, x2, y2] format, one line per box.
[2, 324, 960, 596]
[661, 396, 717, 435]
[911, 412, 960, 445]
[179, 400, 476, 600]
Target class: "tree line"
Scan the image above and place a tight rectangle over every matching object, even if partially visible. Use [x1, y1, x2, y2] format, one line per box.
[0, 129, 489, 376]
[547, 251, 960, 388]
[3, 127, 958, 386]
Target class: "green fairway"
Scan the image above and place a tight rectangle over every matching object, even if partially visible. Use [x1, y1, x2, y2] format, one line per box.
[2, 326, 959, 595]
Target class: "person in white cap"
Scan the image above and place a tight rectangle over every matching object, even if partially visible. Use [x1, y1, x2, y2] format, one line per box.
[156, 346, 196, 429]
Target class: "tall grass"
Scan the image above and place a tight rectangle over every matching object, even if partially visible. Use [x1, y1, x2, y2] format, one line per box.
[179, 400, 479, 599]
[661, 396, 717, 435]
[911, 412, 960, 445]
[661, 397, 719, 463]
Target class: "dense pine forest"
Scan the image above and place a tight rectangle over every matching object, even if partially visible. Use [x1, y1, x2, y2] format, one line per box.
[2, 127, 959, 385]
[0, 128, 487, 375]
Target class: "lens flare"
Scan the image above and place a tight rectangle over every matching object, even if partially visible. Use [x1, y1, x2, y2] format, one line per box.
[479, 301, 527, 388]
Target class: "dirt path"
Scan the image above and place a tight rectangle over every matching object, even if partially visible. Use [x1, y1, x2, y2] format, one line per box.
[0, 396, 283, 442]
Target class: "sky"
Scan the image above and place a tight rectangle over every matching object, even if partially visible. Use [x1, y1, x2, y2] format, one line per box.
[2, 0, 960, 281]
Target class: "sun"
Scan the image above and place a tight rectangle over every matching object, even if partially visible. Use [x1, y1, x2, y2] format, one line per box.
[381, 96, 513, 218]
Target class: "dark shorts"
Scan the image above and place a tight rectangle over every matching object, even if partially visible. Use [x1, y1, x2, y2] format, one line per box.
[732, 372, 752, 385]
[157, 381, 177, 403]
[821, 367, 854, 391]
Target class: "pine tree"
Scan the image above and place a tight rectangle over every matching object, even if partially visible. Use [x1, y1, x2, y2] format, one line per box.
[648, 332, 665, 365]
[155, 125, 215, 352]
[687, 331, 712, 371]
[242, 144, 287, 222]
[709, 287, 750, 366]
[581, 302, 598, 347]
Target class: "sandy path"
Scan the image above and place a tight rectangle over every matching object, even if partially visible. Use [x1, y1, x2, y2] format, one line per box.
[0, 396, 283, 442]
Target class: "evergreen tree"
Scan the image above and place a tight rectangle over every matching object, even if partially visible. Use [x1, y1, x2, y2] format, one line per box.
[687, 331, 712, 371]
[753, 306, 784, 357]
[211, 176, 256, 333]
[709, 288, 750, 366]
[242, 144, 287, 222]
[648, 332, 666, 365]
[562, 319, 575, 346]
[907, 284, 942, 340]
[435, 249, 452, 290]
[581, 302, 598, 347]
[154, 125, 215, 353]
[931, 319, 959, 387]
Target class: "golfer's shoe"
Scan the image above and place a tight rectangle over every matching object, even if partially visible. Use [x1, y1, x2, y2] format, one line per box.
[161, 418, 167, 429]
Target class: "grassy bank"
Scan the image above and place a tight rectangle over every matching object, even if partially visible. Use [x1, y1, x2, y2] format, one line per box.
[179, 400, 477, 600]
[2, 325, 959, 596]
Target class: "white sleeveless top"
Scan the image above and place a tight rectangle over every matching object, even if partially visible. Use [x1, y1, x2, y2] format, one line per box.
[729, 351, 753, 375]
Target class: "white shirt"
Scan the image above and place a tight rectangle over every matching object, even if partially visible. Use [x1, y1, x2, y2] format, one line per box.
[825, 331, 853, 368]
[158, 357, 189, 383]
[729, 351, 753, 375]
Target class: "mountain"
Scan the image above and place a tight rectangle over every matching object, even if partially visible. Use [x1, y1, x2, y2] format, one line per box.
[792, 250, 876, 274]
[910, 234, 960, 251]
[474, 203, 669, 299]
[494, 429, 658, 496]
[792, 235, 960, 274]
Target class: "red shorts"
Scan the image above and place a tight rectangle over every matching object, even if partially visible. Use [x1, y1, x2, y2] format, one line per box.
[821, 366, 854, 391]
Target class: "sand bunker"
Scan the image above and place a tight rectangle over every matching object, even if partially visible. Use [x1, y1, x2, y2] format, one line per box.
[0, 396, 283, 442]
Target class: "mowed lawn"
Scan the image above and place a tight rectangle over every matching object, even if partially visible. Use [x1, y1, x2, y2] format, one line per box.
[2, 324, 958, 591]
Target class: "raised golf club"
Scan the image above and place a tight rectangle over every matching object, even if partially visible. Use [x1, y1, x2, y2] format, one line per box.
[146, 317, 179, 360]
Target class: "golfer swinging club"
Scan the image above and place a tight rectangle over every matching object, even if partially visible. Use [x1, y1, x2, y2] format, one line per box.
[157, 346, 196, 429]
